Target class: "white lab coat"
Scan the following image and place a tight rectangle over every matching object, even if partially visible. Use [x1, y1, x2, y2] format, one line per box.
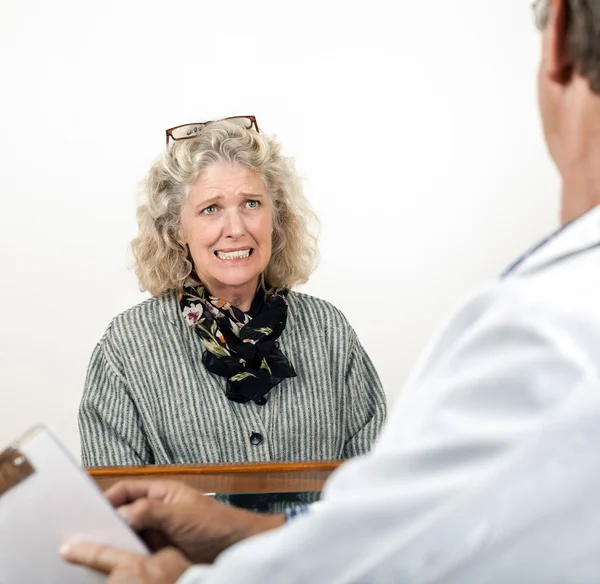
[180, 205, 600, 583]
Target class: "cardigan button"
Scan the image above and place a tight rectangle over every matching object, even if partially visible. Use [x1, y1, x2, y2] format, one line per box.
[255, 397, 268, 406]
[250, 432, 263, 446]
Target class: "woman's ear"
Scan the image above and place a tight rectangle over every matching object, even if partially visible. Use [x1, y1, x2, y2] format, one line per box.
[178, 224, 188, 246]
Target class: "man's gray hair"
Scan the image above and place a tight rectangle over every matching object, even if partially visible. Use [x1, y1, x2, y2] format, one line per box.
[567, 1, 600, 94]
[541, 0, 600, 94]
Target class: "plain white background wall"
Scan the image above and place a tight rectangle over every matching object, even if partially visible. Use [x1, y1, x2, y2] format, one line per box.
[0, 0, 559, 459]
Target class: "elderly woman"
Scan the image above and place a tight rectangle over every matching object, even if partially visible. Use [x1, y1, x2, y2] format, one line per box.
[79, 116, 386, 466]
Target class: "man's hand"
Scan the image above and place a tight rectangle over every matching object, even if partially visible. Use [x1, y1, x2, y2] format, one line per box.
[105, 479, 285, 563]
[60, 542, 191, 584]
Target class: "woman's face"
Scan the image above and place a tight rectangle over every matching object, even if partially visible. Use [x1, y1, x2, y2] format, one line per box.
[180, 162, 274, 303]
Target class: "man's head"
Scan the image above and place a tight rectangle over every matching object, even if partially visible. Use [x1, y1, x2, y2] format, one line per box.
[537, 0, 600, 184]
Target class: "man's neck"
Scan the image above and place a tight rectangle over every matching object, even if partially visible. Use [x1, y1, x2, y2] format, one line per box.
[560, 156, 600, 224]
[558, 90, 600, 224]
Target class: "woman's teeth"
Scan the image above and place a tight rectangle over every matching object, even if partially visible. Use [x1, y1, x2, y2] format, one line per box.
[216, 249, 251, 260]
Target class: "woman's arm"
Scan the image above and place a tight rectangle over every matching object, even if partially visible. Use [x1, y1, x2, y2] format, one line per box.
[79, 336, 154, 466]
[342, 333, 387, 458]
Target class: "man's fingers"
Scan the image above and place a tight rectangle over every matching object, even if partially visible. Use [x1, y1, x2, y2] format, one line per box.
[60, 541, 136, 574]
[118, 498, 173, 533]
[104, 480, 175, 507]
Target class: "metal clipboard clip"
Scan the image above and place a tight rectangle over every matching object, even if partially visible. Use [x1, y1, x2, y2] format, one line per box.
[0, 446, 34, 497]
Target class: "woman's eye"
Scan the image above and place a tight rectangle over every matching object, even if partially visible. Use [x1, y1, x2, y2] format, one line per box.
[246, 200, 260, 209]
[202, 205, 217, 215]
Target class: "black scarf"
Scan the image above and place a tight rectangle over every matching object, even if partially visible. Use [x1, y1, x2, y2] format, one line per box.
[179, 284, 297, 404]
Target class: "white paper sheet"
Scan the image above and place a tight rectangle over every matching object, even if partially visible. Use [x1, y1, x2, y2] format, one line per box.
[0, 425, 148, 584]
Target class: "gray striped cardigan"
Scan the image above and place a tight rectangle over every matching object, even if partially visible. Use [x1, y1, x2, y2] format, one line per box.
[79, 291, 387, 466]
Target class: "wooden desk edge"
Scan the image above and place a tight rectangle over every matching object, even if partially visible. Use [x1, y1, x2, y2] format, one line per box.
[88, 460, 344, 478]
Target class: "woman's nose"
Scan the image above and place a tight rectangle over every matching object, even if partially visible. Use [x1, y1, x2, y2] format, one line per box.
[224, 209, 245, 238]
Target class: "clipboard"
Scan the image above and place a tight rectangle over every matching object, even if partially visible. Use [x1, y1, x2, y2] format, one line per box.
[0, 425, 149, 584]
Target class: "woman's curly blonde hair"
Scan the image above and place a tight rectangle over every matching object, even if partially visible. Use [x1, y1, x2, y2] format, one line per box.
[131, 121, 319, 296]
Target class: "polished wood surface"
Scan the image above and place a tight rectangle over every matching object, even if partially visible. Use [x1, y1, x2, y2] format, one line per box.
[89, 460, 343, 493]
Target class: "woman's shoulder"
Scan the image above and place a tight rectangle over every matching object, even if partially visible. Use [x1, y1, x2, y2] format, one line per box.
[287, 290, 355, 333]
[102, 293, 179, 342]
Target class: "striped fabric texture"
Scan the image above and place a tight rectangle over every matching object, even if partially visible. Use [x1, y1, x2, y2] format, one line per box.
[79, 291, 387, 466]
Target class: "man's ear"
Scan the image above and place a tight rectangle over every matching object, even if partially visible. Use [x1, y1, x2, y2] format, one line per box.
[546, 0, 574, 84]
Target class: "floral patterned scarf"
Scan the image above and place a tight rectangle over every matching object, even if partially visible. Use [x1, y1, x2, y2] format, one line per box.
[179, 284, 297, 404]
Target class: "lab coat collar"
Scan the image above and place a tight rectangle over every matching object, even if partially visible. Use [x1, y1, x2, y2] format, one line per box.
[503, 204, 600, 278]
